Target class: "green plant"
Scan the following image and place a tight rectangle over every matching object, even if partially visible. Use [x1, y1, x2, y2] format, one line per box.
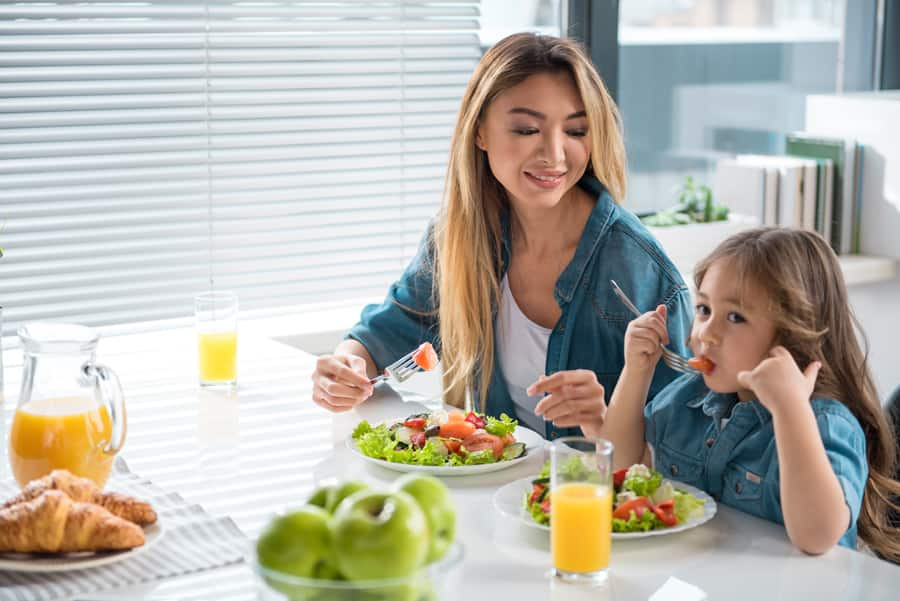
[640, 176, 729, 227]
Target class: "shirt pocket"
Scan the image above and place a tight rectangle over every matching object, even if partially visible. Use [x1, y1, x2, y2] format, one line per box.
[722, 462, 766, 516]
[654, 442, 705, 488]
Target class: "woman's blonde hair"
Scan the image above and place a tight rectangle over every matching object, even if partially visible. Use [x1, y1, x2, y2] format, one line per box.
[694, 227, 900, 562]
[432, 32, 626, 410]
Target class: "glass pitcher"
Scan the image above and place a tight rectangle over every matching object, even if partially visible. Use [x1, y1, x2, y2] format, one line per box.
[8, 323, 126, 488]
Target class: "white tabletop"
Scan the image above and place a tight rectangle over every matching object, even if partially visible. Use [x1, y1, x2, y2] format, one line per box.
[0, 328, 897, 601]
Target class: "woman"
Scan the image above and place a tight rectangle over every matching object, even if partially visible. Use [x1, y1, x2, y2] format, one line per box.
[312, 33, 693, 440]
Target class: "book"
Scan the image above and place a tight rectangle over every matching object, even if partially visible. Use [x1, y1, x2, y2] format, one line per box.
[735, 155, 816, 229]
[785, 133, 857, 254]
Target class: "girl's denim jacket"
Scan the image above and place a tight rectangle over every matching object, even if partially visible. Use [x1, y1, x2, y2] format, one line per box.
[347, 175, 693, 440]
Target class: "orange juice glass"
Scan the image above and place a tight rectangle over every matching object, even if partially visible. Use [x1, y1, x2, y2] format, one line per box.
[550, 437, 614, 584]
[195, 291, 238, 388]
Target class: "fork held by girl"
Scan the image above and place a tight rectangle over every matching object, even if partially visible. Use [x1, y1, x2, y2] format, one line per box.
[599, 227, 900, 561]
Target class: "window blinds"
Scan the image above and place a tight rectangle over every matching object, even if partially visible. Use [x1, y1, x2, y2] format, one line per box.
[0, 1, 481, 337]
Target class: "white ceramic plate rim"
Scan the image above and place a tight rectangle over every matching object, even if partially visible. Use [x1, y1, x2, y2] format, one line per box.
[0, 521, 164, 572]
[347, 425, 545, 476]
[492, 476, 717, 539]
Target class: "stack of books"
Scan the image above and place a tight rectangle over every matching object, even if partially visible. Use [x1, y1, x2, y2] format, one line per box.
[713, 134, 863, 254]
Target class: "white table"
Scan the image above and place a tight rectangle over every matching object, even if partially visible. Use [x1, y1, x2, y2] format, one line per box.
[0, 329, 897, 601]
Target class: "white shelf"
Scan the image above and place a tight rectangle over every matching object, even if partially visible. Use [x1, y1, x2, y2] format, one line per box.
[676, 255, 896, 290]
[837, 255, 897, 286]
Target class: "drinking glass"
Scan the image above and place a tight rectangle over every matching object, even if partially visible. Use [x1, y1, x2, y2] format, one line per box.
[195, 291, 238, 388]
[550, 436, 614, 585]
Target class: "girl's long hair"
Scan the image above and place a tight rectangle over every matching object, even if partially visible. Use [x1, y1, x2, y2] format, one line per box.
[694, 227, 900, 562]
[433, 32, 627, 410]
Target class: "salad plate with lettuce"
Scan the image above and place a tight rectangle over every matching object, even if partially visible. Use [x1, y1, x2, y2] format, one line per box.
[349, 409, 544, 476]
[493, 461, 715, 539]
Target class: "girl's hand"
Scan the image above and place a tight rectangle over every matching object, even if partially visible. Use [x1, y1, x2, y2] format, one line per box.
[312, 353, 374, 413]
[529, 370, 606, 437]
[624, 305, 668, 373]
[737, 346, 821, 415]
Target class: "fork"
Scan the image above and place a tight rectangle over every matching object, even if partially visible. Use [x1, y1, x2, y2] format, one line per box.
[610, 279, 699, 375]
[368, 347, 424, 384]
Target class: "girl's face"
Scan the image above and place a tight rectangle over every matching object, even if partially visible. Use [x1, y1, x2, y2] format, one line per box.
[690, 258, 778, 401]
[475, 71, 591, 211]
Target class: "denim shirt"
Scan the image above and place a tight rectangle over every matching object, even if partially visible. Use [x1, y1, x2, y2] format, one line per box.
[644, 374, 868, 549]
[347, 175, 693, 440]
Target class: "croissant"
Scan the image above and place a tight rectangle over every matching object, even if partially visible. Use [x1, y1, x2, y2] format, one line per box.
[1, 469, 157, 526]
[0, 490, 145, 553]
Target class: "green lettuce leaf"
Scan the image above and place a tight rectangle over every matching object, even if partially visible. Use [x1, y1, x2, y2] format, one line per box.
[484, 413, 517, 436]
[673, 490, 705, 523]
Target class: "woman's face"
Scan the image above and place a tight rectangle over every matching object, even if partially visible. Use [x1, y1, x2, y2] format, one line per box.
[475, 71, 591, 210]
[689, 258, 778, 401]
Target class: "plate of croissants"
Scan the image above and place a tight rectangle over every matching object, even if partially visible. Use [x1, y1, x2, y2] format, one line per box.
[0, 469, 161, 572]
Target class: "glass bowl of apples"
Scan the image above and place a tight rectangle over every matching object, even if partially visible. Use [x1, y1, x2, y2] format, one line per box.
[252, 475, 464, 601]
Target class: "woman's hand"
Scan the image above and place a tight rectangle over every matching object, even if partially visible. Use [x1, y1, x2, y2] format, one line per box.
[737, 346, 821, 416]
[311, 353, 374, 413]
[624, 305, 668, 373]
[529, 370, 606, 437]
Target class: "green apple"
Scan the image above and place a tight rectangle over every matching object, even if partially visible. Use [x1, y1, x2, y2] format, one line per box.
[393, 474, 456, 563]
[256, 505, 339, 579]
[325, 480, 369, 514]
[306, 484, 335, 510]
[331, 489, 429, 580]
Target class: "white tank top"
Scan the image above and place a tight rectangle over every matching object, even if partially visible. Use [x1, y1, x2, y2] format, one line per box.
[497, 274, 551, 433]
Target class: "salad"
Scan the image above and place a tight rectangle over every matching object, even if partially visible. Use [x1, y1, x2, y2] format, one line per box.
[352, 410, 526, 467]
[526, 462, 706, 533]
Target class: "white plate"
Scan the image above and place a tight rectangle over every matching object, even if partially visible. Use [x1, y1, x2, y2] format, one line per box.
[348, 425, 545, 476]
[0, 521, 164, 573]
[492, 476, 717, 539]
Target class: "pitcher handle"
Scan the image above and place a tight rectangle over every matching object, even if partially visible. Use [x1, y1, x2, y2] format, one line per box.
[84, 363, 127, 455]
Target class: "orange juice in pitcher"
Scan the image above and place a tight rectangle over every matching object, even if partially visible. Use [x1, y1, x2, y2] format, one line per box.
[9, 396, 114, 487]
[9, 323, 126, 488]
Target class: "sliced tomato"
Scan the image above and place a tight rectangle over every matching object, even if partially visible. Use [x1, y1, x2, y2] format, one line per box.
[442, 438, 463, 455]
[461, 431, 505, 459]
[439, 420, 477, 439]
[446, 409, 466, 422]
[613, 468, 628, 490]
[612, 496, 653, 521]
[411, 431, 427, 449]
[464, 412, 485, 429]
[500, 433, 517, 446]
[651, 499, 677, 527]
[540, 498, 551, 514]
[529, 484, 546, 504]
[687, 355, 715, 375]
[403, 417, 426, 430]
[413, 342, 438, 371]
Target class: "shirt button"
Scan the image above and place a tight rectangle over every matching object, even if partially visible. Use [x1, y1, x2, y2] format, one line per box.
[705, 437, 715, 448]
[550, 432, 558, 439]
[735, 482, 743, 494]
[558, 324, 565, 332]
[670, 464, 679, 477]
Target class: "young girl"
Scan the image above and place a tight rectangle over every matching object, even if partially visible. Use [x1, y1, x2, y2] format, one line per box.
[600, 227, 900, 560]
[312, 33, 693, 440]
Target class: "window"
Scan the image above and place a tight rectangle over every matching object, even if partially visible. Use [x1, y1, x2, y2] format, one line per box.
[615, 0, 845, 212]
[0, 1, 481, 337]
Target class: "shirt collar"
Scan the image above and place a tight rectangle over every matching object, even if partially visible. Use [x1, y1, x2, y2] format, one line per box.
[686, 387, 773, 428]
[498, 174, 616, 304]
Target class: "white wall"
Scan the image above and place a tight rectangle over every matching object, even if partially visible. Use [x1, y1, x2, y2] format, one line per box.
[849, 275, 900, 404]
